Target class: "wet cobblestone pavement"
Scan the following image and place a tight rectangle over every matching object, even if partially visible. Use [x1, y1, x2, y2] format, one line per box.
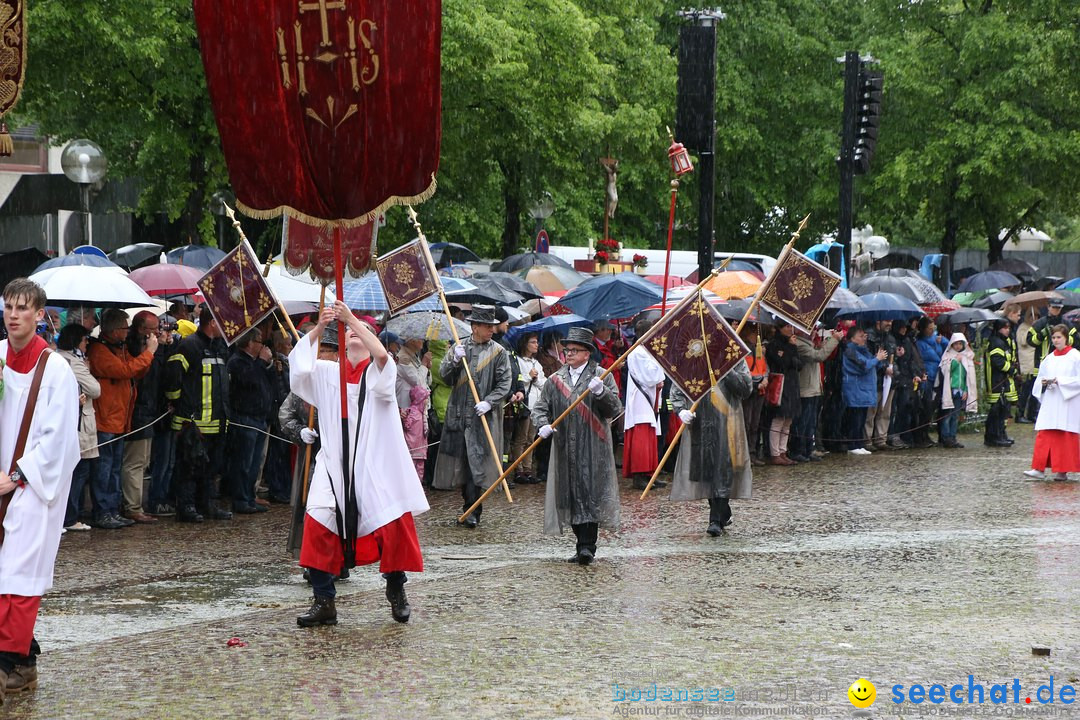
[9, 425, 1080, 719]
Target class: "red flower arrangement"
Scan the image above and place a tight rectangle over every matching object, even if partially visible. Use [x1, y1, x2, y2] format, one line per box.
[594, 250, 611, 265]
[632, 253, 648, 268]
[596, 238, 619, 254]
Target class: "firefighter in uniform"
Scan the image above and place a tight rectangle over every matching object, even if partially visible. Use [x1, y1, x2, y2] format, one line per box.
[163, 308, 233, 522]
[984, 319, 1018, 447]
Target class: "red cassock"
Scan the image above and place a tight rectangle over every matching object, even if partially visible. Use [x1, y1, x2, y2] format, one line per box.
[193, 0, 442, 226]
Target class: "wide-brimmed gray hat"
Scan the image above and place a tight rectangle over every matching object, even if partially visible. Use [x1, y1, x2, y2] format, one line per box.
[1050, 296, 1065, 308]
[564, 327, 596, 353]
[466, 305, 501, 325]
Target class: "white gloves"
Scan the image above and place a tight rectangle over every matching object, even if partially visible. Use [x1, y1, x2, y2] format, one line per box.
[538, 424, 554, 439]
[452, 343, 467, 362]
[475, 400, 492, 416]
[588, 377, 605, 396]
[678, 409, 695, 425]
[300, 427, 319, 445]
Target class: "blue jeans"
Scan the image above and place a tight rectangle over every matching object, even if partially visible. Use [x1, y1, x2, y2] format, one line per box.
[148, 427, 176, 509]
[791, 396, 821, 457]
[65, 458, 95, 527]
[939, 391, 962, 440]
[91, 432, 125, 518]
[227, 416, 267, 508]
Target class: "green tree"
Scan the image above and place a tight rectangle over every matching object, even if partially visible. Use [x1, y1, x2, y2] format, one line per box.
[861, 0, 1080, 262]
[19, 1, 227, 245]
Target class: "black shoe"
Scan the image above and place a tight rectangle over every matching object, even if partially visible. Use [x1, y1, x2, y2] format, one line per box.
[1004, 437, 1015, 445]
[296, 596, 337, 627]
[233, 503, 266, 515]
[93, 515, 126, 530]
[177, 506, 204, 523]
[987, 439, 1012, 447]
[566, 554, 581, 564]
[385, 574, 411, 623]
[516, 475, 541, 485]
[632, 477, 666, 490]
[788, 454, 809, 463]
[1017, 417, 1035, 424]
[114, 514, 136, 527]
[706, 522, 724, 537]
[203, 505, 233, 520]
[268, 495, 291, 504]
[577, 548, 594, 566]
[459, 514, 478, 529]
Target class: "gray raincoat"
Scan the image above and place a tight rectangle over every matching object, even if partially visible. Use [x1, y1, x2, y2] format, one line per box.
[432, 337, 512, 490]
[532, 360, 622, 536]
[670, 361, 753, 502]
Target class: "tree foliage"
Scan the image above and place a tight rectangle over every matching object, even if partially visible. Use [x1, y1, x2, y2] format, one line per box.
[15, 0, 1080, 262]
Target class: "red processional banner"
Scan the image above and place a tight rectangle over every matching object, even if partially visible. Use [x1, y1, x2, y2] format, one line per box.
[193, 0, 442, 226]
[282, 213, 378, 282]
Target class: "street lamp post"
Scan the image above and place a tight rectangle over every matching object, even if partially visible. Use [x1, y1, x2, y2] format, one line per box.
[528, 192, 554, 250]
[210, 190, 236, 247]
[60, 139, 107, 247]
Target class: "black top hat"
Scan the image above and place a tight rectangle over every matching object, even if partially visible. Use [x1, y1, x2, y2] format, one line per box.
[564, 327, 597, 353]
[466, 305, 501, 325]
[320, 325, 339, 348]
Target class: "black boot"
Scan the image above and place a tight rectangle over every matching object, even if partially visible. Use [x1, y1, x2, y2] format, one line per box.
[177, 505, 204, 523]
[707, 497, 731, 536]
[296, 596, 337, 627]
[384, 572, 411, 623]
[202, 503, 233, 520]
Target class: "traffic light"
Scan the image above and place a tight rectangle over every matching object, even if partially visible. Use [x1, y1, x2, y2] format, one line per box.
[853, 68, 882, 175]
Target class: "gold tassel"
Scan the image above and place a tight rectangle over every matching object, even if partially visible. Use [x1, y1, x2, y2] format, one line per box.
[0, 122, 12, 158]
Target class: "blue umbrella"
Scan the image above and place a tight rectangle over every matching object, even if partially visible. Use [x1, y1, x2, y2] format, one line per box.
[833, 292, 924, 323]
[504, 313, 591, 347]
[557, 273, 663, 321]
[428, 242, 481, 268]
[956, 270, 1021, 293]
[33, 253, 121, 274]
[337, 274, 475, 313]
[1057, 278, 1080, 292]
[166, 244, 227, 269]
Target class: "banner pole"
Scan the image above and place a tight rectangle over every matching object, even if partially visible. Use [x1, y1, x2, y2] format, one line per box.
[459, 257, 735, 523]
[641, 214, 810, 500]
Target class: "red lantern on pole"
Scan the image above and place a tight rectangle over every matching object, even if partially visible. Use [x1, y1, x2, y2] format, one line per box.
[668, 133, 694, 177]
[662, 128, 694, 311]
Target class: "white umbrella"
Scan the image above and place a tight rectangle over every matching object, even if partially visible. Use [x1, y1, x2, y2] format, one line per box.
[28, 266, 155, 308]
[261, 262, 324, 304]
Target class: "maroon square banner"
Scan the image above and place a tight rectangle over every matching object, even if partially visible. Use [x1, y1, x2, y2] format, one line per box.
[282, 213, 378, 283]
[643, 292, 750, 403]
[758, 248, 842, 334]
[198, 240, 279, 345]
[374, 239, 439, 316]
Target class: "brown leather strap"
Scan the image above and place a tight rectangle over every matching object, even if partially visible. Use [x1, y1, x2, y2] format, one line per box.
[0, 350, 51, 545]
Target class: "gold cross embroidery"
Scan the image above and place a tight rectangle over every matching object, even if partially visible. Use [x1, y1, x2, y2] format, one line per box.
[298, 0, 346, 47]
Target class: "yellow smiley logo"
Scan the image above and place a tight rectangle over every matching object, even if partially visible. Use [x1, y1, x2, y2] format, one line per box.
[848, 678, 876, 708]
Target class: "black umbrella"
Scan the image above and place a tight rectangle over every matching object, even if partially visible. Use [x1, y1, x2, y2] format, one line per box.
[935, 307, 999, 325]
[446, 276, 525, 305]
[863, 268, 924, 280]
[989, 258, 1039, 276]
[490, 252, 572, 272]
[166, 244, 227, 269]
[973, 291, 1015, 310]
[428, 242, 481, 268]
[957, 270, 1022, 293]
[719, 298, 777, 325]
[109, 242, 164, 270]
[472, 271, 544, 300]
[873, 252, 921, 270]
[1035, 276, 1065, 291]
[851, 275, 942, 304]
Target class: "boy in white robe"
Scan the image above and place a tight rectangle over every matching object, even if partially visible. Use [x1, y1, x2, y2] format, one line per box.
[0, 279, 81, 701]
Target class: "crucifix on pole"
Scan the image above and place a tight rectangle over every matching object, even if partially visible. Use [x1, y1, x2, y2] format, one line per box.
[600, 155, 618, 242]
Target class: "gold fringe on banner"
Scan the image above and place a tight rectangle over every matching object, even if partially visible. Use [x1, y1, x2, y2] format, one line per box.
[236, 173, 437, 229]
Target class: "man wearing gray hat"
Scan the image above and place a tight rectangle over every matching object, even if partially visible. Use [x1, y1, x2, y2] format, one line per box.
[433, 306, 513, 528]
[532, 327, 622, 564]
